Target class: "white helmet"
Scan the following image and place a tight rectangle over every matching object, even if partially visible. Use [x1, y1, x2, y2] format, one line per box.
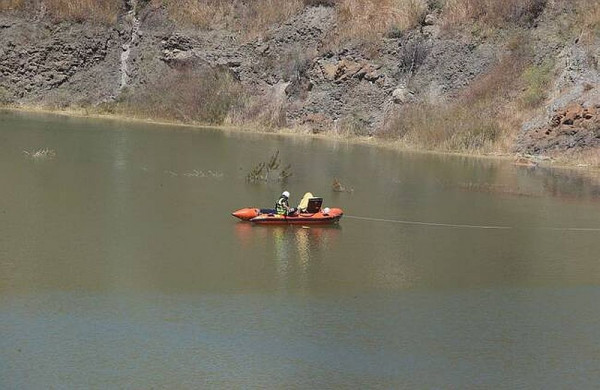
[282, 191, 290, 198]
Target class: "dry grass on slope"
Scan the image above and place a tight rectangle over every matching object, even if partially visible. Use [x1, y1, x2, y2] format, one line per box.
[441, 0, 599, 36]
[576, 0, 600, 41]
[109, 65, 290, 130]
[0, 0, 25, 11]
[114, 67, 245, 125]
[3, 0, 595, 39]
[156, 0, 428, 42]
[441, 0, 547, 27]
[335, 0, 428, 42]
[0, 0, 121, 24]
[156, 0, 304, 39]
[44, 0, 121, 24]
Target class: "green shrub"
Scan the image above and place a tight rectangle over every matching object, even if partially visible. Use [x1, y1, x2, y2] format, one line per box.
[520, 61, 554, 108]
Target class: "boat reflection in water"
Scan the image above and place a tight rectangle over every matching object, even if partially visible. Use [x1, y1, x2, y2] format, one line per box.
[233, 223, 341, 290]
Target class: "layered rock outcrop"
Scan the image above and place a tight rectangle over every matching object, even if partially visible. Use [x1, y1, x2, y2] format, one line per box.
[0, 16, 121, 105]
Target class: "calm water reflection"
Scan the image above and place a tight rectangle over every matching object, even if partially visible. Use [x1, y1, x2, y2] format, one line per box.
[1, 110, 600, 388]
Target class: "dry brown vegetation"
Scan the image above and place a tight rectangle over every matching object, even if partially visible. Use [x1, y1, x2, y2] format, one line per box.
[439, 0, 598, 41]
[0, 0, 121, 24]
[381, 102, 505, 152]
[112, 66, 245, 125]
[575, 0, 600, 41]
[154, 0, 428, 42]
[334, 0, 427, 42]
[110, 65, 290, 129]
[4, 0, 594, 41]
[229, 90, 288, 130]
[155, 0, 303, 39]
[45, 0, 121, 24]
[441, 0, 547, 28]
[152, 0, 595, 45]
[0, 0, 25, 11]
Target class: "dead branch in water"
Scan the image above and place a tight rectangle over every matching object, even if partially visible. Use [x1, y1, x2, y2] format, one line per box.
[246, 150, 292, 183]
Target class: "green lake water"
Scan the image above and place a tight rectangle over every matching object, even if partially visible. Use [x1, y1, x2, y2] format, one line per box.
[1, 110, 600, 388]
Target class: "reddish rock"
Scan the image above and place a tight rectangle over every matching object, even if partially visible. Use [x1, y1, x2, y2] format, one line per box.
[551, 114, 562, 127]
[562, 104, 585, 125]
[517, 101, 600, 156]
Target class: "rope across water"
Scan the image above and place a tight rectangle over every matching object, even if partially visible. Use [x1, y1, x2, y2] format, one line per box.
[344, 215, 600, 232]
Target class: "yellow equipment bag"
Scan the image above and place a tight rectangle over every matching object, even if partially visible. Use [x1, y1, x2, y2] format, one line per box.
[297, 192, 314, 211]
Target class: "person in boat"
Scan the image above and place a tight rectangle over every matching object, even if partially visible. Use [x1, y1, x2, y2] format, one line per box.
[276, 191, 296, 216]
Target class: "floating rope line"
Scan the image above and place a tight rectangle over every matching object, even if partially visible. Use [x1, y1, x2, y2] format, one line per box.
[539, 227, 600, 232]
[345, 215, 512, 230]
[345, 215, 600, 232]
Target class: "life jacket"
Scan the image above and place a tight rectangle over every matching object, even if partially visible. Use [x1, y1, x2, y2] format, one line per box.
[275, 196, 288, 215]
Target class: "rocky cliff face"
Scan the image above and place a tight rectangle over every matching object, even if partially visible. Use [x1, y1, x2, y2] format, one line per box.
[516, 42, 600, 160]
[1, 2, 598, 162]
[0, 15, 121, 105]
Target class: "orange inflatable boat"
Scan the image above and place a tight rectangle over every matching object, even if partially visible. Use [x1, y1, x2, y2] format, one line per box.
[232, 197, 343, 225]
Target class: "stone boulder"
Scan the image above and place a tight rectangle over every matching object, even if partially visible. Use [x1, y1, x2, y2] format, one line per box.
[424, 13, 437, 26]
[315, 58, 382, 83]
[392, 86, 413, 104]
